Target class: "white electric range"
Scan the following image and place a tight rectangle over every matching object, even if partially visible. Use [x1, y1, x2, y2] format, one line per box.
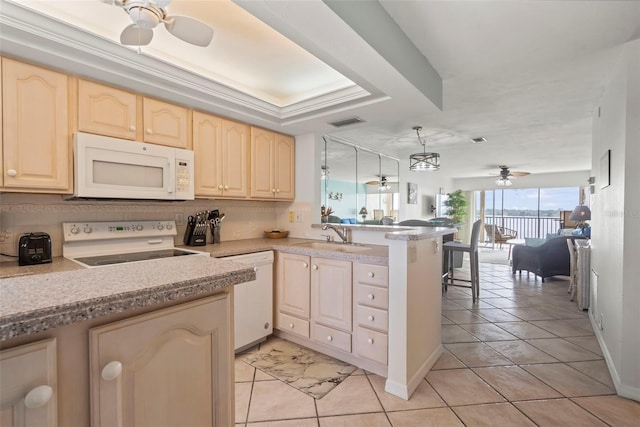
[62, 220, 209, 268]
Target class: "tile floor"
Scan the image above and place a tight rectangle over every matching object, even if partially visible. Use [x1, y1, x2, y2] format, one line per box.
[234, 262, 640, 426]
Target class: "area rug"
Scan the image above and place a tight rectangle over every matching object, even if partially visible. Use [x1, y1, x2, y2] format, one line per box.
[243, 337, 357, 399]
[478, 248, 511, 265]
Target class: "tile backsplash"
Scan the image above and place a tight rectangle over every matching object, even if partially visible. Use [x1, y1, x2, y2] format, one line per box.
[0, 193, 296, 259]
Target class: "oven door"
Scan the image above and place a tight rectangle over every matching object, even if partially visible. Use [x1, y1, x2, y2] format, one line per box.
[74, 133, 181, 200]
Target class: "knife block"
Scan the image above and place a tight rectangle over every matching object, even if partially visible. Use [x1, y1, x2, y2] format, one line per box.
[183, 222, 206, 246]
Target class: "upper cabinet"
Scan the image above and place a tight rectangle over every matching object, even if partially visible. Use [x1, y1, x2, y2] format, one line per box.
[193, 111, 248, 198]
[142, 97, 190, 149]
[77, 79, 139, 140]
[250, 127, 294, 200]
[77, 80, 189, 149]
[1, 58, 71, 192]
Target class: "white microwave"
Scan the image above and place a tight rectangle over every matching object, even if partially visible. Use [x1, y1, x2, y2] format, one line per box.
[73, 132, 195, 200]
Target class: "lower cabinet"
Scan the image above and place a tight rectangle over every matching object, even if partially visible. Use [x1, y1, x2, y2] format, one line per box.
[0, 338, 57, 427]
[89, 294, 232, 427]
[275, 251, 389, 373]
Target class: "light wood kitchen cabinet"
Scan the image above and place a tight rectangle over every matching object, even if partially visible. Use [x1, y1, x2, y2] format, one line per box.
[192, 111, 248, 198]
[142, 97, 190, 149]
[276, 253, 311, 338]
[250, 127, 294, 200]
[353, 263, 389, 365]
[77, 79, 139, 140]
[311, 257, 352, 333]
[1, 58, 71, 192]
[89, 295, 232, 427]
[0, 338, 57, 427]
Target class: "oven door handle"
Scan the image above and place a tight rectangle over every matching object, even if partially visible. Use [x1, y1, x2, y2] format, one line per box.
[147, 239, 163, 245]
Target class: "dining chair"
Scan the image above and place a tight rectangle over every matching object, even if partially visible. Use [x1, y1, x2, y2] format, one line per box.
[442, 220, 482, 302]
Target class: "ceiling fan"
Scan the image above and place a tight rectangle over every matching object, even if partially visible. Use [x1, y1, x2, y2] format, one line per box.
[494, 166, 530, 186]
[104, 0, 214, 47]
[366, 176, 396, 191]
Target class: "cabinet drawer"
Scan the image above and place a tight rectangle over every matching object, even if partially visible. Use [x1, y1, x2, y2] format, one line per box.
[355, 327, 388, 365]
[355, 284, 389, 310]
[277, 312, 310, 338]
[355, 264, 388, 288]
[313, 323, 351, 353]
[356, 305, 388, 332]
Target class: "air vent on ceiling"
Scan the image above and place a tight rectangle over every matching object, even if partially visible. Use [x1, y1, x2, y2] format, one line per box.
[471, 137, 487, 143]
[329, 117, 365, 127]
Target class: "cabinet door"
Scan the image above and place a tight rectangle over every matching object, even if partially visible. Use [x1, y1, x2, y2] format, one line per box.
[274, 133, 295, 200]
[77, 79, 138, 140]
[90, 294, 232, 427]
[0, 338, 57, 427]
[193, 111, 224, 197]
[277, 253, 310, 319]
[221, 119, 248, 197]
[142, 97, 189, 148]
[2, 59, 70, 191]
[250, 127, 275, 198]
[312, 257, 352, 332]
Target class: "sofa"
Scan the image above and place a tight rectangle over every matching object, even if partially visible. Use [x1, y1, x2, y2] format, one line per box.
[512, 235, 587, 282]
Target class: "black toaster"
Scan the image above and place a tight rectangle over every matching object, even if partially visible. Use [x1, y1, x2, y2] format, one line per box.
[18, 232, 52, 266]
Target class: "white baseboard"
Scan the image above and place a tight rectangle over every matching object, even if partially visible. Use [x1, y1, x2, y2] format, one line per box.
[589, 312, 640, 401]
[385, 344, 443, 400]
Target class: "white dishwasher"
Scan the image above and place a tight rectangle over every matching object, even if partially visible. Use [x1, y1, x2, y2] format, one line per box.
[223, 251, 274, 352]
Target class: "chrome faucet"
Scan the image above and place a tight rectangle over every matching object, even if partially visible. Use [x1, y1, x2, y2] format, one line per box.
[321, 223, 350, 243]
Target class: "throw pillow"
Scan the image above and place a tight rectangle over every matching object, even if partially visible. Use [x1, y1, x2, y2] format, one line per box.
[525, 238, 546, 247]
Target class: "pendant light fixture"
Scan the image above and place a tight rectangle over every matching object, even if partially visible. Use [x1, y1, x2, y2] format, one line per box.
[409, 126, 440, 171]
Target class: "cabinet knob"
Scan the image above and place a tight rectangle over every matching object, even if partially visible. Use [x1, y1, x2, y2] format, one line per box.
[367, 338, 374, 344]
[289, 323, 294, 329]
[146, 128, 153, 134]
[368, 272, 375, 278]
[276, 189, 280, 193]
[368, 315, 375, 321]
[303, 262, 308, 268]
[218, 185, 223, 190]
[24, 385, 53, 409]
[312, 264, 318, 270]
[129, 125, 136, 132]
[224, 185, 229, 190]
[253, 266, 259, 272]
[368, 293, 375, 300]
[101, 361, 123, 381]
[327, 335, 333, 342]
[271, 188, 276, 193]
[7, 169, 17, 177]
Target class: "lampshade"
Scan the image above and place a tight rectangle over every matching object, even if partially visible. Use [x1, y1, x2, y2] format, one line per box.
[409, 126, 440, 171]
[569, 205, 591, 221]
[359, 207, 368, 215]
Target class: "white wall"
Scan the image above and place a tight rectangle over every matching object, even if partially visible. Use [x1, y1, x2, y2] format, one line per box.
[400, 169, 452, 220]
[590, 39, 640, 400]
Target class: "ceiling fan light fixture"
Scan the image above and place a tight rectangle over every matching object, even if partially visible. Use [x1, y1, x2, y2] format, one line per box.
[496, 177, 512, 186]
[409, 126, 440, 171]
[128, 6, 162, 29]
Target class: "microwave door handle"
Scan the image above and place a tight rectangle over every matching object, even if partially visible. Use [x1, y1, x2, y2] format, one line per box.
[167, 160, 175, 194]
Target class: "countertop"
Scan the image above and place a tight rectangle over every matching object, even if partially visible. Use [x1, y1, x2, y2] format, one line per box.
[0, 256, 254, 341]
[311, 223, 457, 241]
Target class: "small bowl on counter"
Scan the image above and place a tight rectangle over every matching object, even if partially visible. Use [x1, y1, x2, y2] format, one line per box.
[264, 230, 289, 239]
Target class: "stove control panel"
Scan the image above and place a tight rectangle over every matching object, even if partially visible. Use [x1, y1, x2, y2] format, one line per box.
[63, 221, 177, 242]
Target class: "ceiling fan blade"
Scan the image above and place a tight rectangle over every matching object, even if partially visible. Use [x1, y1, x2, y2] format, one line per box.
[164, 15, 213, 47]
[510, 171, 530, 177]
[366, 180, 380, 185]
[120, 24, 154, 46]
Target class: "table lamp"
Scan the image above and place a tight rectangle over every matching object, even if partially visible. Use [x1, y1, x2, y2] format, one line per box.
[359, 207, 368, 222]
[569, 205, 591, 234]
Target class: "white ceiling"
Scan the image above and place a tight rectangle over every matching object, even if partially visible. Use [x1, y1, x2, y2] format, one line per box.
[3, 0, 639, 181]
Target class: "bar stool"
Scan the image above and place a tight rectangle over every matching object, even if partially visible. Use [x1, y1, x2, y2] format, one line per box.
[443, 220, 482, 302]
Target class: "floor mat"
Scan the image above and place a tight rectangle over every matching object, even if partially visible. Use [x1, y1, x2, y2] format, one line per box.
[243, 337, 357, 399]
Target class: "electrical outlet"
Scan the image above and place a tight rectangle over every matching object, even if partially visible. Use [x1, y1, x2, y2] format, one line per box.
[295, 210, 304, 223]
[175, 213, 185, 226]
[599, 313, 604, 331]
[288, 211, 295, 223]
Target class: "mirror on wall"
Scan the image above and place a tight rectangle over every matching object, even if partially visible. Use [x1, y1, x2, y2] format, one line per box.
[321, 138, 400, 224]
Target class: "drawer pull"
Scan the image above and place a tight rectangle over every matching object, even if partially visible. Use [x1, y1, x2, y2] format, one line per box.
[327, 335, 333, 342]
[368, 315, 375, 321]
[303, 262, 308, 268]
[289, 323, 294, 329]
[312, 264, 318, 270]
[224, 185, 229, 190]
[368, 272, 375, 278]
[7, 169, 17, 177]
[24, 385, 53, 409]
[368, 294, 375, 300]
[146, 128, 153, 134]
[129, 125, 136, 131]
[102, 361, 123, 381]
[367, 338, 374, 344]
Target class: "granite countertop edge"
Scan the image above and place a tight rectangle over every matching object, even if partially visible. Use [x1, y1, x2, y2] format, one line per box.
[0, 266, 254, 342]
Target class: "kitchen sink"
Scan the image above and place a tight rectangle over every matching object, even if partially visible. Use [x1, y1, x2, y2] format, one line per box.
[294, 241, 372, 253]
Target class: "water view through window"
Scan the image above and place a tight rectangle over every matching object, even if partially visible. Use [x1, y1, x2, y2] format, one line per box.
[476, 187, 580, 239]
